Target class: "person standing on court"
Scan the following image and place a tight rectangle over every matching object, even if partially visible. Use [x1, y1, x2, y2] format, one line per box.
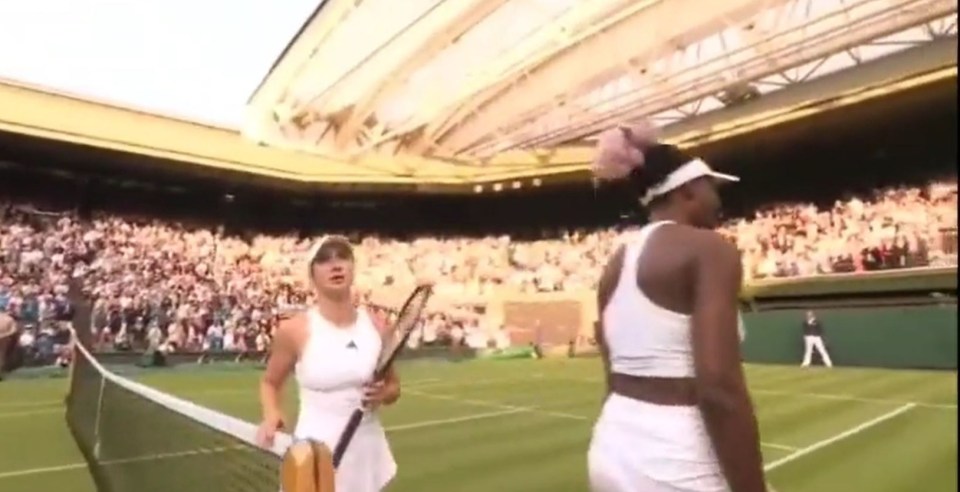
[256, 236, 399, 492]
[587, 124, 770, 492]
[800, 310, 833, 368]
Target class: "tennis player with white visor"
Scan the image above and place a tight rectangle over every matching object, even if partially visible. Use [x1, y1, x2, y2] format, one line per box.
[257, 235, 398, 492]
[589, 124, 773, 492]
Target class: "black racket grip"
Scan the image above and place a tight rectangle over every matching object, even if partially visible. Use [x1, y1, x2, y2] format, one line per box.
[331, 409, 364, 468]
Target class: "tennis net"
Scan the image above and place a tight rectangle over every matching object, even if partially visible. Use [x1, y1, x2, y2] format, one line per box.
[65, 341, 293, 492]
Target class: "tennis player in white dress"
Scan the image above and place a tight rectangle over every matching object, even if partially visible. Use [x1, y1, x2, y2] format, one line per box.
[257, 236, 398, 492]
[588, 126, 770, 492]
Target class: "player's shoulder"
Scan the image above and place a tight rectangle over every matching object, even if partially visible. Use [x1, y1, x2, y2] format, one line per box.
[275, 311, 309, 338]
[679, 228, 741, 268]
[599, 244, 627, 285]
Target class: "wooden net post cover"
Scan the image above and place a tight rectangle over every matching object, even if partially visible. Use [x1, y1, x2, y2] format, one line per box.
[281, 439, 336, 492]
[0, 313, 15, 377]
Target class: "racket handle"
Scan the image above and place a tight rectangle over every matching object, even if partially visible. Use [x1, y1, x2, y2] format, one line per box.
[331, 409, 364, 468]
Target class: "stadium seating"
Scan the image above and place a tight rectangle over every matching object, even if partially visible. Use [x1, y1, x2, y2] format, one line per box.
[1, 179, 955, 357]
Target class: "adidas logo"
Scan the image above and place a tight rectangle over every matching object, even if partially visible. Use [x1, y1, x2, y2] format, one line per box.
[346, 340, 357, 350]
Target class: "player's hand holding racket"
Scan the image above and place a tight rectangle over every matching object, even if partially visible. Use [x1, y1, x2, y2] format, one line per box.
[362, 379, 398, 410]
[331, 284, 433, 468]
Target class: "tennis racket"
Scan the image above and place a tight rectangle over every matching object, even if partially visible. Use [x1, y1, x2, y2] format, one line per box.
[330, 284, 433, 468]
[281, 439, 336, 492]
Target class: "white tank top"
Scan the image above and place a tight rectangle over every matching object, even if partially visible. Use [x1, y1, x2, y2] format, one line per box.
[294, 307, 383, 439]
[603, 221, 744, 378]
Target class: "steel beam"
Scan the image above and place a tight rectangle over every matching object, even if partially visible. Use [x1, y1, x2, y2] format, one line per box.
[474, 0, 955, 154]
[438, 0, 781, 155]
[332, 0, 511, 152]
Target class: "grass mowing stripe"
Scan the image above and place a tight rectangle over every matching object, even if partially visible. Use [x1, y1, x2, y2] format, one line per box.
[405, 389, 590, 421]
[0, 408, 525, 481]
[406, 389, 796, 452]
[568, 371, 957, 410]
[764, 403, 917, 472]
[0, 400, 64, 409]
[386, 409, 526, 431]
[0, 445, 249, 480]
[2, 361, 952, 491]
[0, 463, 87, 480]
[0, 407, 62, 419]
[768, 369, 953, 405]
[752, 388, 956, 410]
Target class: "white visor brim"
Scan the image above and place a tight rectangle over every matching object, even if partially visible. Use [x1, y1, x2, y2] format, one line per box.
[639, 158, 739, 206]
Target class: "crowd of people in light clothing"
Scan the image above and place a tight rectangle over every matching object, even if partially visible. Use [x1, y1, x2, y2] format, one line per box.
[1, 179, 956, 360]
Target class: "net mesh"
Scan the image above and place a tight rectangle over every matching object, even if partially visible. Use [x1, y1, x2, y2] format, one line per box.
[65, 341, 293, 492]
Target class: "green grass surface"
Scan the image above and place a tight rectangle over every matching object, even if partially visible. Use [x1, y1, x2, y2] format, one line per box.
[0, 359, 956, 492]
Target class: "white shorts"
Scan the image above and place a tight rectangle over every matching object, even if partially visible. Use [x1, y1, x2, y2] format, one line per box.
[588, 393, 730, 492]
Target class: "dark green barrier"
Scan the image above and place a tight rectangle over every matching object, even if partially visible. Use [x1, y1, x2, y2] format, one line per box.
[95, 350, 263, 366]
[742, 304, 958, 369]
[87, 345, 477, 368]
[741, 267, 957, 300]
[398, 345, 478, 363]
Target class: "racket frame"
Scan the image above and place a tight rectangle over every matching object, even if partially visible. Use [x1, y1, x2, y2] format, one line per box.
[330, 285, 432, 467]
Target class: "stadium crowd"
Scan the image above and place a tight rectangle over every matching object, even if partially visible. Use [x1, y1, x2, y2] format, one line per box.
[1, 179, 956, 361]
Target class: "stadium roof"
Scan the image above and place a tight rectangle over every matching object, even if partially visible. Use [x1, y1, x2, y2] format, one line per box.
[0, 0, 956, 186]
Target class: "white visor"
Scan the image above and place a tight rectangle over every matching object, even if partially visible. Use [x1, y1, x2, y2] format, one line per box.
[305, 235, 344, 284]
[306, 237, 326, 265]
[639, 158, 739, 206]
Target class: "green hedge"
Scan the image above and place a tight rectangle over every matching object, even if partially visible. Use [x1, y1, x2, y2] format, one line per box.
[741, 267, 957, 300]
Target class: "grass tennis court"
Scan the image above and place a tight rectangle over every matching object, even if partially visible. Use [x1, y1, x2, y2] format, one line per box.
[0, 358, 956, 492]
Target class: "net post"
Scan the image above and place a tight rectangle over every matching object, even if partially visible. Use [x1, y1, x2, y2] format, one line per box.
[91, 375, 107, 459]
[66, 329, 77, 403]
[64, 279, 118, 492]
[66, 278, 92, 404]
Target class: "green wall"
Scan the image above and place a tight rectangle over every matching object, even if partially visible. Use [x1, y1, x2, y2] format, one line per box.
[742, 305, 958, 369]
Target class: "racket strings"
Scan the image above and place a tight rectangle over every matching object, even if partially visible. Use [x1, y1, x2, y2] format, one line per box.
[376, 285, 433, 375]
[333, 286, 434, 468]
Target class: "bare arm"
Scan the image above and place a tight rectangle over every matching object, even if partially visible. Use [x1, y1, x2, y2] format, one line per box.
[596, 246, 625, 399]
[259, 317, 299, 425]
[371, 308, 401, 406]
[691, 236, 766, 492]
[594, 320, 611, 398]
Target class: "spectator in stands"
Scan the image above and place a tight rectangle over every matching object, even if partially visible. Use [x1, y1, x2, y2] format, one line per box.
[0, 178, 956, 364]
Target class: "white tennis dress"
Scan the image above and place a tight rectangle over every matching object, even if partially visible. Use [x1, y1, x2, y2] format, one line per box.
[588, 221, 744, 492]
[294, 307, 397, 492]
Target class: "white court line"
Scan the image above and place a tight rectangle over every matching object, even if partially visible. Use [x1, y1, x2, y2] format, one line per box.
[404, 377, 523, 390]
[0, 462, 87, 480]
[0, 407, 524, 481]
[761, 442, 798, 452]
[385, 408, 526, 432]
[3, 374, 930, 479]
[406, 389, 796, 452]
[0, 378, 446, 411]
[567, 376, 957, 411]
[0, 444, 248, 480]
[764, 403, 917, 472]
[752, 388, 957, 410]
